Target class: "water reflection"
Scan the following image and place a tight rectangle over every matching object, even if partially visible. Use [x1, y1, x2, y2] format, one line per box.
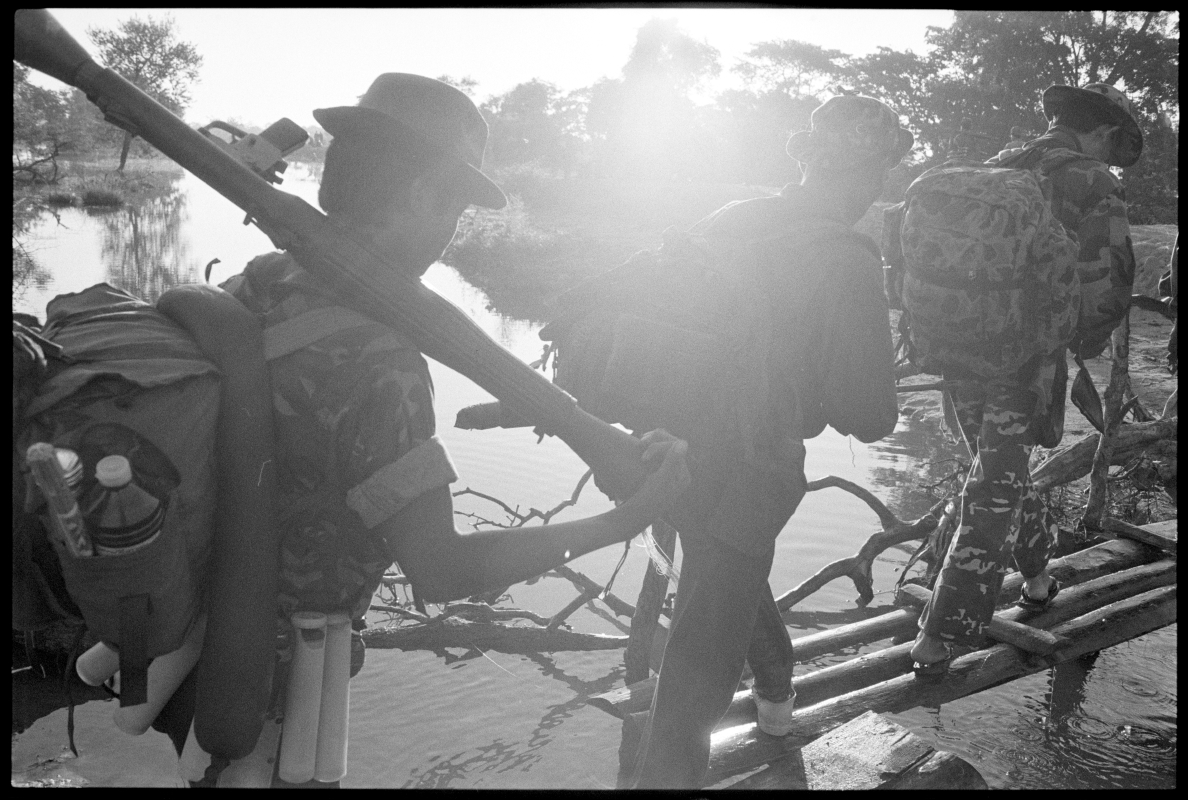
[93, 180, 193, 303]
[12, 199, 55, 306]
[867, 405, 969, 520]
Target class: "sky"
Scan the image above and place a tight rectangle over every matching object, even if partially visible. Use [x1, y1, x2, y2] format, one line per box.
[32, 8, 955, 130]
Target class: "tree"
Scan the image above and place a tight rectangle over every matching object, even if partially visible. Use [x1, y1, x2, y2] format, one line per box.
[435, 74, 478, 97]
[592, 17, 722, 180]
[13, 62, 71, 183]
[87, 15, 203, 171]
[734, 39, 849, 98]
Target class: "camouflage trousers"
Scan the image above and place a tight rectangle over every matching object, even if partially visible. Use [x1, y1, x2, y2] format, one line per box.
[918, 378, 1060, 646]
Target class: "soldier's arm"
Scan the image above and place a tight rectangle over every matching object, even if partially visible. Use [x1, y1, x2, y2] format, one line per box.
[818, 239, 899, 443]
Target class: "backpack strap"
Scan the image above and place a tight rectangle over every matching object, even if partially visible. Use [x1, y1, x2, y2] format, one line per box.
[262, 306, 380, 361]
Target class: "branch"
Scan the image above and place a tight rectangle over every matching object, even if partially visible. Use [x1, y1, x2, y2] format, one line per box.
[774, 503, 943, 611]
[806, 475, 900, 529]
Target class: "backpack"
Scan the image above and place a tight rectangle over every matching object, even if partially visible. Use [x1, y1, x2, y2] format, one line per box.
[14, 284, 221, 707]
[891, 149, 1082, 380]
[537, 214, 875, 459]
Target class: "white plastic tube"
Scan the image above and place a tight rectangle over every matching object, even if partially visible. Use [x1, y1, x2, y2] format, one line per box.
[113, 613, 207, 736]
[314, 613, 351, 782]
[75, 641, 120, 687]
[278, 611, 327, 784]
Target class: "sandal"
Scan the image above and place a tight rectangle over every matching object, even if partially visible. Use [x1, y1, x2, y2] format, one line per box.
[912, 643, 953, 682]
[1017, 577, 1062, 613]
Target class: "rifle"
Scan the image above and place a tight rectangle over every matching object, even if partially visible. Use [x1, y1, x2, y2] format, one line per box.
[13, 9, 647, 500]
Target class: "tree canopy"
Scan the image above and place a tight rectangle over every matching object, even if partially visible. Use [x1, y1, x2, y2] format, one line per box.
[87, 14, 203, 170]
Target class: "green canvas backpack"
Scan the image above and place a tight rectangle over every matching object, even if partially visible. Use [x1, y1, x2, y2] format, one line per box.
[891, 151, 1083, 380]
[14, 284, 221, 707]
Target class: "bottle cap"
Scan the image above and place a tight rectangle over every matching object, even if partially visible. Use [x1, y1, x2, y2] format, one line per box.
[55, 448, 83, 487]
[96, 455, 133, 488]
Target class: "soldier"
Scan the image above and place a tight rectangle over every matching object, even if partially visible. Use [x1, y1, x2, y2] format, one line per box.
[909, 83, 1143, 676]
[152, 73, 691, 781]
[1004, 125, 1028, 150]
[629, 93, 905, 788]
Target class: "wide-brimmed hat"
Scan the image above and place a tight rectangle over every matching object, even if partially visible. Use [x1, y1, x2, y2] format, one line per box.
[1041, 83, 1143, 168]
[787, 94, 914, 170]
[314, 73, 507, 209]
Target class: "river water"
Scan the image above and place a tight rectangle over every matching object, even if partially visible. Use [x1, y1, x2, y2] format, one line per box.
[11, 168, 1175, 789]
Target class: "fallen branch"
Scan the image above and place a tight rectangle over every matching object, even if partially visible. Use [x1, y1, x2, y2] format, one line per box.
[1030, 417, 1176, 493]
[774, 493, 945, 611]
[805, 475, 901, 530]
[360, 616, 628, 653]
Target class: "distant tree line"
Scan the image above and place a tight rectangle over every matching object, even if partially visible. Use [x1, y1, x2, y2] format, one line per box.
[14, 12, 1178, 222]
[465, 11, 1178, 222]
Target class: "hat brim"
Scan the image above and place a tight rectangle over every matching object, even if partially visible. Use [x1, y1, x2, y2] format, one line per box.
[1041, 85, 1143, 168]
[313, 105, 507, 209]
[787, 127, 914, 168]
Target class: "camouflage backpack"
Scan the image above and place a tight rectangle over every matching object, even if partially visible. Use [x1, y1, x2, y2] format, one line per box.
[891, 150, 1083, 379]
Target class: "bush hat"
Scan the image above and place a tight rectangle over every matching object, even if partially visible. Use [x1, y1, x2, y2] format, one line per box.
[1041, 83, 1143, 168]
[787, 94, 914, 170]
[314, 73, 507, 209]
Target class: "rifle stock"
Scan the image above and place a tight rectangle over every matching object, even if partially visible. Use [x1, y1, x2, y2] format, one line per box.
[13, 9, 646, 501]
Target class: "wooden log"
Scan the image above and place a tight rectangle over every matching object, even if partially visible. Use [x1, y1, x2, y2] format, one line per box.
[359, 616, 627, 653]
[896, 583, 1065, 655]
[716, 710, 986, 790]
[1103, 517, 1177, 555]
[587, 538, 1161, 719]
[713, 557, 1175, 732]
[702, 584, 1175, 783]
[1030, 417, 1176, 493]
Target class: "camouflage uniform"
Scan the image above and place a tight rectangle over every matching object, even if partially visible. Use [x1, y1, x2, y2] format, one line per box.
[222, 252, 458, 622]
[920, 123, 1137, 647]
[917, 376, 1060, 645]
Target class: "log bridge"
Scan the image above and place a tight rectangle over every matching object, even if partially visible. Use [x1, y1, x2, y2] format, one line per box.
[590, 520, 1176, 789]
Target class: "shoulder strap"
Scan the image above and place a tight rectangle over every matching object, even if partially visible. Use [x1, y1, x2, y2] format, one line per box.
[262, 305, 380, 361]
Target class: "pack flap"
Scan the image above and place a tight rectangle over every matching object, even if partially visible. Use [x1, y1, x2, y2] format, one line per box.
[25, 284, 219, 418]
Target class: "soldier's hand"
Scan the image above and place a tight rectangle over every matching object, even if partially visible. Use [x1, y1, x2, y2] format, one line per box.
[621, 429, 691, 522]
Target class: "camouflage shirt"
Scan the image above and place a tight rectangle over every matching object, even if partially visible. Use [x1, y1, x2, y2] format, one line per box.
[989, 127, 1136, 357]
[223, 252, 458, 619]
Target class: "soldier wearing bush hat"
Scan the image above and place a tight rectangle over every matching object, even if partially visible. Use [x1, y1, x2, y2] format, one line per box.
[629, 90, 901, 788]
[786, 92, 915, 171]
[1041, 82, 1143, 168]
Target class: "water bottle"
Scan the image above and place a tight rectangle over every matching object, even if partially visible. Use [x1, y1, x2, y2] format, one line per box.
[113, 612, 207, 736]
[75, 641, 120, 687]
[86, 455, 166, 556]
[278, 612, 328, 784]
[314, 613, 352, 782]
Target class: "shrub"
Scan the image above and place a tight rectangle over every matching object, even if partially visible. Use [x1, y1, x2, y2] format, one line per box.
[444, 193, 555, 270]
[44, 192, 77, 206]
[80, 188, 123, 208]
